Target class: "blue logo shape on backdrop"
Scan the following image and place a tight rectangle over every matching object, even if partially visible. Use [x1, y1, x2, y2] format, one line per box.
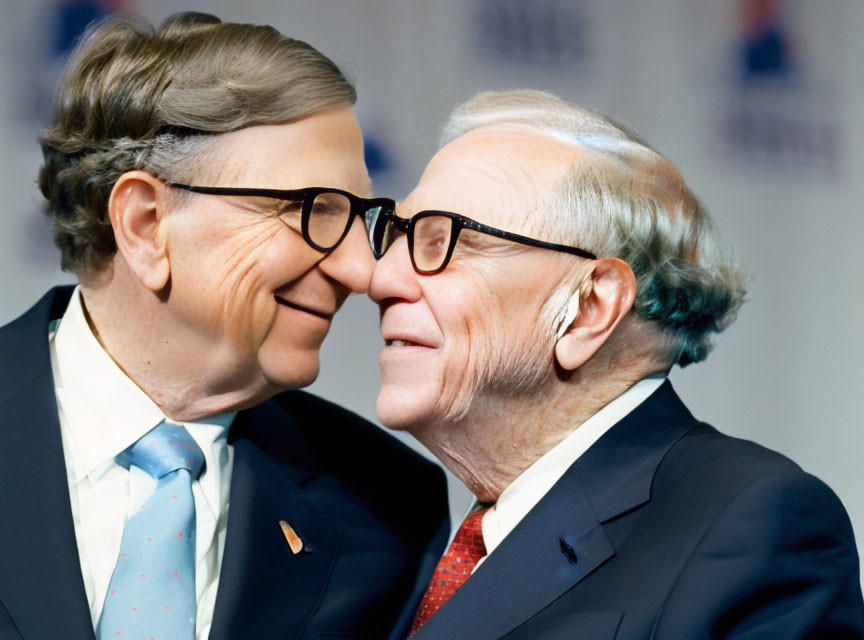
[739, 0, 796, 78]
[364, 136, 392, 175]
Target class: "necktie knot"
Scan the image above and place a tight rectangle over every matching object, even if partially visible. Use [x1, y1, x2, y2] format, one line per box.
[450, 507, 487, 555]
[119, 422, 205, 480]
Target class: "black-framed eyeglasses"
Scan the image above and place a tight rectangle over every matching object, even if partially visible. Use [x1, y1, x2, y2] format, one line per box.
[165, 182, 395, 254]
[370, 209, 597, 274]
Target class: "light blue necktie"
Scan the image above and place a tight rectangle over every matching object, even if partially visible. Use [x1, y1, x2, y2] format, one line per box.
[97, 422, 204, 640]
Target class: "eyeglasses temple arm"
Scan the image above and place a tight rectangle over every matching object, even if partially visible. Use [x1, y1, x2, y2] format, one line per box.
[460, 218, 596, 260]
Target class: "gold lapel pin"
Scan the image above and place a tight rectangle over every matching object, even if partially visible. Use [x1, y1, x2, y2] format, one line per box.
[279, 520, 304, 555]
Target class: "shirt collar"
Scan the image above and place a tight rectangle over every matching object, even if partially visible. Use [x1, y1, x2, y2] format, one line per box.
[482, 376, 666, 555]
[53, 287, 235, 483]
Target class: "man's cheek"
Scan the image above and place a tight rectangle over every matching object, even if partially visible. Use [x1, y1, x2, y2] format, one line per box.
[438, 318, 496, 421]
[213, 233, 279, 306]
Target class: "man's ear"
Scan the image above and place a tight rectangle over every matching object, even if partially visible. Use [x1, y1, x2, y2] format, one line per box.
[554, 258, 636, 371]
[108, 171, 171, 292]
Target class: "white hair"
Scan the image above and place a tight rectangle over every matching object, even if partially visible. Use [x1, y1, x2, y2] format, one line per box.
[441, 90, 746, 367]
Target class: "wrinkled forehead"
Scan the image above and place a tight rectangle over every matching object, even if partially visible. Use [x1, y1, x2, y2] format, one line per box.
[402, 125, 581, 230]
[196, 108, 372, 196]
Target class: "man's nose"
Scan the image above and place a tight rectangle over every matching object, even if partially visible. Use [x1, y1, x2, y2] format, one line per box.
[369, 233, 422, 305]
[319, 216, 375, 294]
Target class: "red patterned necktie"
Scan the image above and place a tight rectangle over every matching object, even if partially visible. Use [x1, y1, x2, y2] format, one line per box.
[410, 507, 490, 635]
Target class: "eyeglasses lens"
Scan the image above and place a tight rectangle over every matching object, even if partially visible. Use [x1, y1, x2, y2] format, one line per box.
[307, 192, 352, 249]
[413, 215, 452, 272]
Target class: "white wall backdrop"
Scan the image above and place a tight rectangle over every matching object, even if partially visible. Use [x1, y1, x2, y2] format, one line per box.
[2, 0, 863, 582]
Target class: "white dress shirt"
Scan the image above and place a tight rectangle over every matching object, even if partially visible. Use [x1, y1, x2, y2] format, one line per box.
[470, 377, 666, 568]
[49, 287, 235, 639]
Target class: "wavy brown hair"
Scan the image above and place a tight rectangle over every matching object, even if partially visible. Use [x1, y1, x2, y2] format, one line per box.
[38, 11, 356, 275]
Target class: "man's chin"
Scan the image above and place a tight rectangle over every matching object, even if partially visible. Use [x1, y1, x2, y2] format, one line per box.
[375, 392, 434, 434]
[261, 356, 320, 392]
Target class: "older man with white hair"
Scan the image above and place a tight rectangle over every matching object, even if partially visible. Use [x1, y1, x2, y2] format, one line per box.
[369, 91, 864, 639]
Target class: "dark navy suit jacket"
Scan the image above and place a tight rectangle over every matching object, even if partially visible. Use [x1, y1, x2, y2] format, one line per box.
[0, 287, 450, 640]
[409, 381, 864, 639]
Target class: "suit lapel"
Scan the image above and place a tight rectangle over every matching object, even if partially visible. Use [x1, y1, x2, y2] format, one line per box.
[575, 381, 697, 523]
[384, 515, 452, 640]
[209, 401, 341, 640]
[412, 461, 613, 640]
[413, 381, 695, 640]
[0, 288, 95, 639]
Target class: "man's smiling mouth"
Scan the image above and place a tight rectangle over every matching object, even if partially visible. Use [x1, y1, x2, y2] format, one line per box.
[384, 338, 436, 348]
[275, 296, 334, 320]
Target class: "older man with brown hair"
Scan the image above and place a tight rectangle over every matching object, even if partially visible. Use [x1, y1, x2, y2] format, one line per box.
[368, 90, 864, 639]
[0, 12, 447, 640]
